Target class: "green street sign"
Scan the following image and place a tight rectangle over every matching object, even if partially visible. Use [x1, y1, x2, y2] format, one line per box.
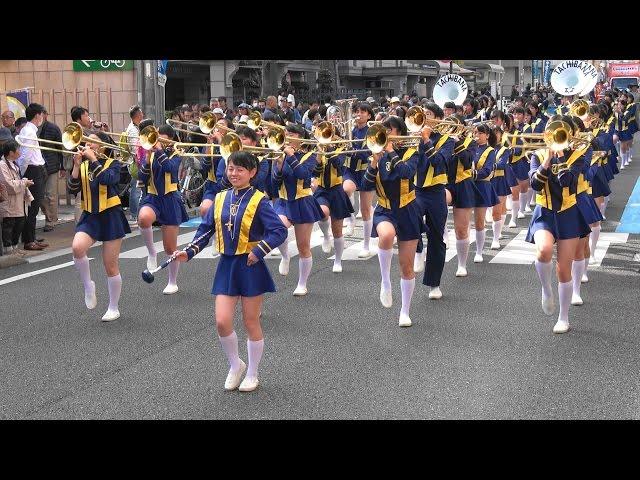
[73, 60, 134, 71]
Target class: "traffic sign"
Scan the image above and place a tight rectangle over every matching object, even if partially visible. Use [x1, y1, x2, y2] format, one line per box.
[73, 60, 134, 71]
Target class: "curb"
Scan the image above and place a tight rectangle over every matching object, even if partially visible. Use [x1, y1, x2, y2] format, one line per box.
[0, 255, 28, 269]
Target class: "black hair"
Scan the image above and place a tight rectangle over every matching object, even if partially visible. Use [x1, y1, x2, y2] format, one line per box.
[227, 151, 258, 171]
[270, 115, 285, 126]
[353, 102, 374, 120]
[25, 103, 44, 121]
[15, 117, 28, 129]
[220, 118, 234, 130]
[138, 119, 154, 133]
[559, 115, 577, 135]
[393, 106, 406, 120]
[525, 100, 540, 114]
[286, 123, 307, 138]
[382, 115, 408, 136]
[71, 106, 89, 122]
[319, 105, 328, 118]
[236, 125, 258, 143]
[129, 105, 142, 119]
[443, 101, 456, 110]
[463, 98, 478, 114]
[514, 96, 525, 104]
[158, 124, 178, 141]
[476, 123, 497, 147]
[455, 105, 464, 113]
[588, 104, 600, 117]
[89, 131, 116, 158]
[1, 139, 19, 158]
[307, 108, 319, 122]
[490, 110, 507, 123]
[218, 96, 227, 104]
[571, 116, 585, 133]
[513, 106, 525, 115]
[423, 102, 444, 119]
[505, 113, 515, 132]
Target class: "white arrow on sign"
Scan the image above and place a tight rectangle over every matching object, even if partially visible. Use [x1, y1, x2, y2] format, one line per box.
[81, 60, 95, 68]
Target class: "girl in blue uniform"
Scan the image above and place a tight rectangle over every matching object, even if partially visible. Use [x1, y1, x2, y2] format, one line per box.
[491, 111, 517, 229]
[508, 107, 531, 225]
[525, 101, 547, 209]
[312, 141, 354, 273]
[412, 103, 455, 300]
[68, 133, 131, 322]
[447, 114, 483, 277]
[175, 151, 287, 392]
[138, 124, 189, 295]
[272, 124, 324, 296]
[526, 118, 591, 334]
[362, 116, 424, 327]
[199, 119, 234, 218]
[489, 126, 511, 249]
[615, 98, 633, 170]
[342, 102, 376, 256]
[471, 124, 499, 262]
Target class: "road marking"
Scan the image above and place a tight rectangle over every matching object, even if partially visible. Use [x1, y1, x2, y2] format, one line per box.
[616, 174, 640, 233]
[445, 230, 476, 262]
[120, 232, 197, 258]
[328, 239, 379, 261]
[264, 229, 324, 260]
[490, 230, 537, 264]
[0, 259, 93, 287]
[589, 232, 628, 267]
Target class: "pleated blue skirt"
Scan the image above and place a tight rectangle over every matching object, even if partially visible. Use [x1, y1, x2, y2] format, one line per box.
[372, 201, 427, 241]
[274, 196, 324, 224]
[212, 254, 276, 297]
[140, 192, 189, 226]
[576, 192, 604, 225]
[511, 159, 531, 181]
[491, 175, 512, 197]
[474, 181, 499, 207]
[76, 207, 131, 242]
[504, 164, 518, 187]
[526, 205, 591, 243]
[449, 179, 484, 209]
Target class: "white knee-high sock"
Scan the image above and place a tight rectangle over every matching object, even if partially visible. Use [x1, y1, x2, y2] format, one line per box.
[400, 277, 415, 319]
[506, 194, 513, 211]
[318, 218, 330, 238]
[456, 238, 469, 269]
[73, 256, 93, 290]
[589, 225, 601, 258]
[140, 227, 157, 256]
[363, 219, 373, 250]
[501, 213, 506, 222]
[246, 338, 264, 379]
[297, 256, 313, 288]
[107, 274, 122, 312]
[602, 196, 609, 216]
[492, 220, 502, 242]
[278, 237, 290, 259]
[377, 247, 393, 290]
[572, 260, 584, 298]
[558, 281, 572, 322]
[527, 189, 535, 205]
[219, 331, 241, 370]
[535, 259, 553, 297]
[519, 195, 527, 214]
[475, 229, 486, 254]
[168, 260, 180, 286]
[334, 237, 344, 267]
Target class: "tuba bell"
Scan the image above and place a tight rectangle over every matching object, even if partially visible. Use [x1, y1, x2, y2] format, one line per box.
[550, 60, 596, 96]
[432, 74, 468, 109]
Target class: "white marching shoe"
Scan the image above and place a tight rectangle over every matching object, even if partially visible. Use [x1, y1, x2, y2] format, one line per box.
[581, 273, 589, 283]
[490, 239, 500, 250]
[101, 309, 120, 322]
[398, 314, 412, 327]
[553, 320, 570, 334]
[163, 284, 179, 295]
[358, 248, 371, 258]
[508, 219, 517, 228]
[541, 290, 556, 316]
[332, 263, 343, 273]
[146, 253, 157, 272]
[224, 360, 246, 391]
[474, 253, 484, 263]
[379, 286, 392, 308]
[588, 256, 597, 265]
[455, 266, 468, 277]
[571, 293, 584, 306]
[413, 252, 425, 273]
[293, 285, 308, 296]
[517, 211, 526, 219]
[278, 256, 290, 276]
[428, 286, 442, 299]
[238, 376, 259, 392]
[85, 281, 97, 310]
[344, 222, 355, 237]
[321, 235, 332, 253]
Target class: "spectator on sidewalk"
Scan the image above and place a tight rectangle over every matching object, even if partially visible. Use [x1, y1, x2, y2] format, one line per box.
[0, 138, 35, 254]
[38, 109, 64, 232]
[14, 117, 28, 136]
[2, 111, 16, 137]
[125, 105, 144, 226]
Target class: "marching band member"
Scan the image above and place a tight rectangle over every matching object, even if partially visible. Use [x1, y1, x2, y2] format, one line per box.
[342, 103, 375, 256]
[508, 107, 531, 224]
[174, 151, 287, 392]
[462, 98, 478, 123]
[471, 124, 499, 262]
[199, 119, 233, 218]
[137, 124, 189, 295]
[272, 123, 324, 296]
[525, 101, 547, 208]
[527, 116, 591, 334]
[596, 103, 617, 219]
[614, 98, 632, 170]
[312, 140, 353, 273]
[412, 103, 454, 299]
[489, 125, 511, 249]
[446, 114, 483, 277]
[362, 116, 424, 327]
[68, 132, 131, 321]
[491, 110, 517, 228]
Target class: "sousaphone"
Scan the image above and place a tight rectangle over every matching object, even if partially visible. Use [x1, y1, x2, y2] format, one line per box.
[550, 60, 595, 96]
[432, 74, 468, 109]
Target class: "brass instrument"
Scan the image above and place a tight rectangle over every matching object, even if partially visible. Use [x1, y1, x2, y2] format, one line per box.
[62, 122, 133, 158]
[405, 106, 468, 136]
[165, 118, 209, 138]
[220, 132, 285, 161]
[569, 99, 590, 120]
[139, 125, 179, 151]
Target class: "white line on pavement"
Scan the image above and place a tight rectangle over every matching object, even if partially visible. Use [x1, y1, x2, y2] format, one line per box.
[0, 259, 93, 287]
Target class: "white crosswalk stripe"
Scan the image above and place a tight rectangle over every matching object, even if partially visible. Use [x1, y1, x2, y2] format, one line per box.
[489, 230, 536, 265]
[119, 232, 197, 258]
[588, 232, 628, 267]
[264, 229, 324, 260]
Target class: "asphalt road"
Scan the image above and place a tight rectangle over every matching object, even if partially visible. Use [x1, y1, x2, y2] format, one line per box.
[1, 151, 639, 420]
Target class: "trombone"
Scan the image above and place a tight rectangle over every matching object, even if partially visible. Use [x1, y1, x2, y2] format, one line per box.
[165, 118, 209, 138]
[405, 106, 469, 136]
[62, 122, 133, 160]
[569, 99, 590, 120]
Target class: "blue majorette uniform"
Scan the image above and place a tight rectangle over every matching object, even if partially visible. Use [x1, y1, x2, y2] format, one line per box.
[415, 131, 454, 287]
[68, 156, 131, 241]
[447, 135, 484, 208]
[615, 109, 634, 142]
[342, 124, 375, 192]
[201, 145, 225, 202]
[573, 146, 604, 225]
[530, 113, 548, 135]
[604, 113, 620, 176]
[312, 146, 354, 220]
[138, 148, 189, 225]
[525, 149, 591, 243]
[272, 150, 324, 224]
[588, 127, 613, 197]
[624, 102, 638, 136]
[509, 124, 529, 181]
[490, 144, 513, 197]
[184, 187, 287, 297]
[362, 146, 426, 241]
[472, 144, 499, 207]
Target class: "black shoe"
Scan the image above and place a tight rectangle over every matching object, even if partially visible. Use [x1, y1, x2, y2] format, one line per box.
[36, 237, 45, 242]
[43, 225, 54, 232]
